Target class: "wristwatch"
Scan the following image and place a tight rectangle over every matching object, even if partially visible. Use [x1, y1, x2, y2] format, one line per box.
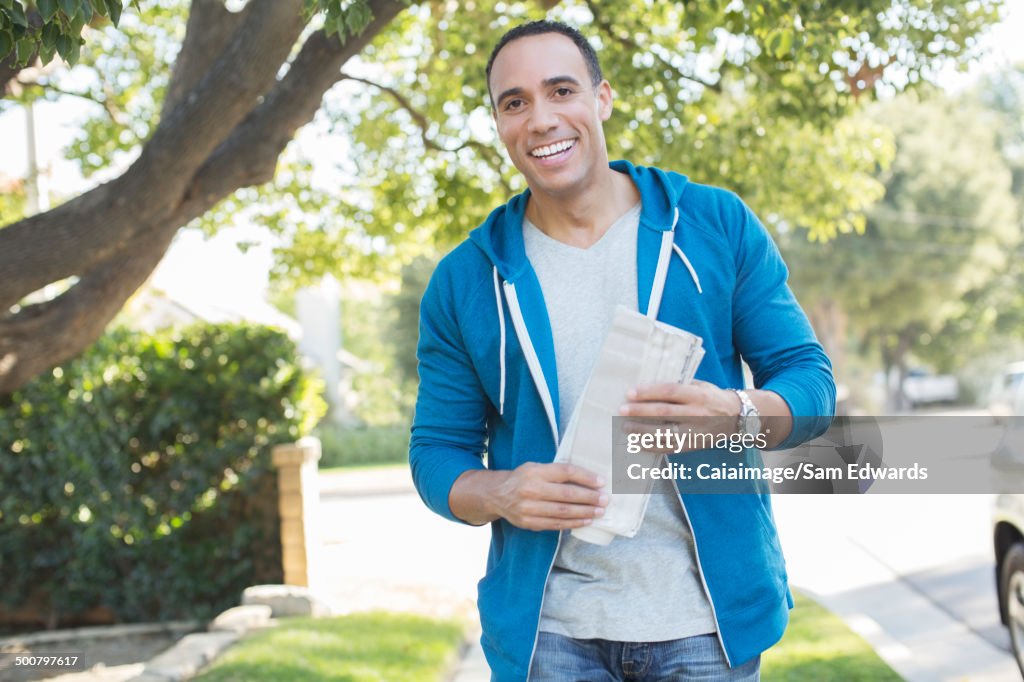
[731, 389, 761, 439]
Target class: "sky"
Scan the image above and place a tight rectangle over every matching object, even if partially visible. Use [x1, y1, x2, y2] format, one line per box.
[1, 3, 1023, 313]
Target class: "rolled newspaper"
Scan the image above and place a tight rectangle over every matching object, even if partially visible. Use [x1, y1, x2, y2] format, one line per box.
[554, 305, 704, 545]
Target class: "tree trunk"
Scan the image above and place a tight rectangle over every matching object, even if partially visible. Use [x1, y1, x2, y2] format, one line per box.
[0, 0, 407, 396]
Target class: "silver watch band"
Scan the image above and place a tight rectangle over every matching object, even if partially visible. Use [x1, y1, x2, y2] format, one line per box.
[732, 389, 760, 438]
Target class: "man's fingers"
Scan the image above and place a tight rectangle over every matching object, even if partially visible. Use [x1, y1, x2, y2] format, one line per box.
[626, 382, 704, 404]
[531, 462, 605, 490]
[520, 499, 606, 520]
[521, 516, 595, 531]
[535, 480, 609, 507]
[620, 401, 706, 418]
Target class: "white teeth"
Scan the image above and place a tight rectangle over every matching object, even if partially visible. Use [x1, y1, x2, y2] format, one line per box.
[530, 139, 575, 158]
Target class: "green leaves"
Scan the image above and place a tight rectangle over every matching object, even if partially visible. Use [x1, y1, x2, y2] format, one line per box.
[37, 0, 58, 22]
[0, 323, 326, 623]
[313, 0, 374, 42]
[107, 0, 123, 27]
[0, 0, 131, 66]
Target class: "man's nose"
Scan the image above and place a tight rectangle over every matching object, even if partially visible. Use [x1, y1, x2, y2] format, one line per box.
[527, 100, 559, 134]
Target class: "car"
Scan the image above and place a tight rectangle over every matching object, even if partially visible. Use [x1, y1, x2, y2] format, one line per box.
[901, 367, 959, 408]
[992, 377, 1024, 676]
[990, 361, 1024, 424]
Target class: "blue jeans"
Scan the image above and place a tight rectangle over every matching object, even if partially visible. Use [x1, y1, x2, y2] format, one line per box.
[527, 632, 760, 681]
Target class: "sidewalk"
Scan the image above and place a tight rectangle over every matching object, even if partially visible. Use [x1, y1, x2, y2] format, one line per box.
[318, 465, 490, 681]
[773, 494, 1019, 681]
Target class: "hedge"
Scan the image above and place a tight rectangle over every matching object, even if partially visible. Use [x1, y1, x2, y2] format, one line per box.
[0, 323, 325, 629]
[315, 422, 411, 469]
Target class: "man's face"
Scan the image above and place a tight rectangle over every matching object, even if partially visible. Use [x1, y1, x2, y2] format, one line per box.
[488, 32, 612, 200]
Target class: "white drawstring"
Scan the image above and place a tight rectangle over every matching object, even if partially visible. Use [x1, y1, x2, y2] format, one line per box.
[492, 266, 506, 416]
[647, 230, 674, 318]
[673, 243, 703, 294]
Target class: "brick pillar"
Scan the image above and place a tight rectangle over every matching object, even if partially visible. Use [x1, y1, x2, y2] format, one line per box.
[271, 437, 322, 589]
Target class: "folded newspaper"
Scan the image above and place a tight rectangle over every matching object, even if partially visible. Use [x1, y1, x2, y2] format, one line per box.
[555, 305, 705, 545]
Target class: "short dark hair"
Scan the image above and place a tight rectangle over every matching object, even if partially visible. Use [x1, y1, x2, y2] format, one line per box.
[485, 20, 603, 105]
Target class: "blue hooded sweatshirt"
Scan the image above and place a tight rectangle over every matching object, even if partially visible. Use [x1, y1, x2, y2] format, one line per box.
[410, 160, 835, 681]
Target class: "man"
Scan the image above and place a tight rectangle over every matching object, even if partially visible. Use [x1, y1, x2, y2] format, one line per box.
[410, 19, 834, 682]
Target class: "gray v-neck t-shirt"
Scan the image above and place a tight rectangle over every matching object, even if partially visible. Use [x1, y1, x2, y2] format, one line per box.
[523, 203, 716, 641]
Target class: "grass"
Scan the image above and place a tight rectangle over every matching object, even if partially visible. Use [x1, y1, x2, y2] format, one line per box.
[192, 594, 899, 681]
[193, 611, 465, 682]
[762, 592, 903, 681]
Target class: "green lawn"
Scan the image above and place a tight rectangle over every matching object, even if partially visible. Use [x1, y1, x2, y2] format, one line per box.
[193, 593, 899, 681]
[193, 611, 465, 682]
[762, 592, 903, 681]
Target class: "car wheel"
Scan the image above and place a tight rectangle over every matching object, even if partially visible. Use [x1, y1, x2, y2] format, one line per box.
[1001, 543, 1024, 676]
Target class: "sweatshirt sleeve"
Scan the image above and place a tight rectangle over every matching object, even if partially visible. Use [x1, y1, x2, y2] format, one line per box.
[409, 261, 489, 523]
[728, 195, 836, 449]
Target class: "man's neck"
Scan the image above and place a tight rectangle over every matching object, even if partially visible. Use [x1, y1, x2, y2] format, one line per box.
[525, 169, 640, 249]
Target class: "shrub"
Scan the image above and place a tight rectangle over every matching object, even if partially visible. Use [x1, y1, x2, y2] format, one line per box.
[0, 323, 325, 628]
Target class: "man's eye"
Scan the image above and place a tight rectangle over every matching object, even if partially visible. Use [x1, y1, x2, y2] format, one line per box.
[555, 87, 573, 96]
[504, 99, 523, 110]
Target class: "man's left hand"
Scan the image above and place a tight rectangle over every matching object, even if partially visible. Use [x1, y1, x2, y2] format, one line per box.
[619, 380, 740, 419]
[618, 380, 740, 453]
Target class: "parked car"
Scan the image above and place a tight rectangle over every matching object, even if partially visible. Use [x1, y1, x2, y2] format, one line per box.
[990, 361, 1024, 424]
[992, 378, 1024, 676]
[901, 368, 959, 408]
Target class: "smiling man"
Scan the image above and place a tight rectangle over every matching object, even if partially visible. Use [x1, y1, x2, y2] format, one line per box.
[409, 20, 835, 682]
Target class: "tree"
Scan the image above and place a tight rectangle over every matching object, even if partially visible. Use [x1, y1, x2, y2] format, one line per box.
[0, 0, 1004, 395]
[784, 90, 1019, 409]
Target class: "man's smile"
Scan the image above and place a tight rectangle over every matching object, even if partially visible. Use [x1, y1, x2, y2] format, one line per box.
[529, 138, 578, 159]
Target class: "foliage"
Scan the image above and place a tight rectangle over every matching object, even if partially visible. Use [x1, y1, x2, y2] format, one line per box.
[315, 422, 410, 468]
[390, 255, 434, 388]
[761, 592, 902, 681]
[783, 87, 1019, 407]
[0, 174, 26, 225]
[194, 611, 466, 682]
[17, 0, 1004, 291]
[0, 0, 138, 69]
[318, 0, 1003, 281]
[0, 0, 1007, 396]
[0, 323, 326, 624]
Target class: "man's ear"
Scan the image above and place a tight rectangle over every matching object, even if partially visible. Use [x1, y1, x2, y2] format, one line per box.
[597, 80, 613, 121]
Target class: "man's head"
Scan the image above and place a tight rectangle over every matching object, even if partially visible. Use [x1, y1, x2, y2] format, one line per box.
[485, 21, 613, 200]
[485, 20, 603, 108]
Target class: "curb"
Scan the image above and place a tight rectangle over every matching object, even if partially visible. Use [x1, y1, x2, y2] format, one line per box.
[125, 586, 330, 681]
[0, 621, 200, 650]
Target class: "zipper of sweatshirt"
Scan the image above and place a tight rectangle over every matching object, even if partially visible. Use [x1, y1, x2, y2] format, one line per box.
[673, 488, 731, 667]
[502, 280, 564, 676]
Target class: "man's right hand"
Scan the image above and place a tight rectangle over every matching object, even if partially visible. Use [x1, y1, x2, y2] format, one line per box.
[449, 462, 609, 530]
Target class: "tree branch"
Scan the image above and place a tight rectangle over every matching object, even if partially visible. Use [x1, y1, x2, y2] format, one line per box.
[15, 79, 125, 125]
[339, 72, 513, 193]
[585, 0, 721, 94]
[162, 0, 248, 118]
[0, 0, 306, 311]
[0, 224, 178, 394]
[168, 0, 408, 223]
[0, 0, 412, 394]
